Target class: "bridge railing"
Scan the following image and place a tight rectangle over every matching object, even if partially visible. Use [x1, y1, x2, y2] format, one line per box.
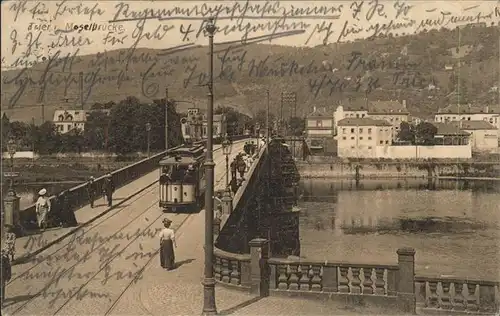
[18, 144, 184, 230]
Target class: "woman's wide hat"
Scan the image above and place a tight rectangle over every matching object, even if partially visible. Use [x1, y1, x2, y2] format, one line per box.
[163, 218, 172, 225]
[39, 188, 47, 196]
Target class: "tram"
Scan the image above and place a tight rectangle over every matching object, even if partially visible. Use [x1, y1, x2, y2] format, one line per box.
[158, 142, 206, 213]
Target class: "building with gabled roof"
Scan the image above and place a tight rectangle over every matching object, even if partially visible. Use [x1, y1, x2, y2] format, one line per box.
[434, 104, 500, 130]
[337, 117, 393, 158]
[446, 120, 498, 152]
[305, 106, 335, 154]
[52, 109, 87, 134]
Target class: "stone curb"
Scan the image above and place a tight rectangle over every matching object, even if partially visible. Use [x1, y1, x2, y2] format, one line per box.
[14, 179, 158, 264]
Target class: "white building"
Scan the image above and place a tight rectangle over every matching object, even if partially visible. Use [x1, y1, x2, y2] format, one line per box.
[448, 120, 498, 153]
[53, 109, 87, 134]
[434, 105, 500, 130]
[337, 118, 393, 158]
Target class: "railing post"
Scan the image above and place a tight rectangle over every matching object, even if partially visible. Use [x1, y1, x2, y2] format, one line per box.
[249, 238, 270, 297]
[221, 189, 233, 215]
[397, 247, 416, 314]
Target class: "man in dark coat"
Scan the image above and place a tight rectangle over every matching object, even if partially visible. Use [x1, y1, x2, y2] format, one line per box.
[250, 141, 256, 155]
[230, 157, 237, 181]
[87, 176, 96, 208]
[237, 155, 246, 179]
[1, 249, 12, 305]
[58, 190, 78, 227]
[103, 173, 115, 207]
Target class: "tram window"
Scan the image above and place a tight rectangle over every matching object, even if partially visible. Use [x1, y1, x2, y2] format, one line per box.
[165, 165, 188, 182]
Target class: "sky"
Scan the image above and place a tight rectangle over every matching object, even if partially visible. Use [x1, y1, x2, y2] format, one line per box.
[1, 0, 498, 70]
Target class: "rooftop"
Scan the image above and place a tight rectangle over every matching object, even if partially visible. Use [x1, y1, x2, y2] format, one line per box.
[432, 122, 471, 136]
[436, 104, 500, 115]
[53, 109, 87, 122]
[337, 99, 409, 114]
[307, 107, 329, 118]
[337, 118, 392, 127]
[450, 120, 497, 130]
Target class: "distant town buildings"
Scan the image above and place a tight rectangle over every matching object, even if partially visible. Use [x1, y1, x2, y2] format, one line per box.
[337, 118, 392, 158]
[434, 104, 500, 130]
[52, 109, 87, 134]
[180, 108, 227, 141]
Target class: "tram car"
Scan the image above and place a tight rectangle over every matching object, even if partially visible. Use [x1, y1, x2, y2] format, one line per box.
[158, 143, 206, 213]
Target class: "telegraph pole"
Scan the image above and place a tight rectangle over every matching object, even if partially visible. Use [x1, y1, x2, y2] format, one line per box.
[79, 71, 84, 109]
[266, 89, 270, 143]
[165, 87, 169, 150]
[202, 17, 217, 316]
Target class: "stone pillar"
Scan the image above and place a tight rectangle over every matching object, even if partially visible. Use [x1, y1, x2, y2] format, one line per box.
[3, 190, 20, 231]
[213, 217, 221, 237]
[249, 238, 270, 297]
[397, 247, 416, 314]
[221, 188, 233, 215]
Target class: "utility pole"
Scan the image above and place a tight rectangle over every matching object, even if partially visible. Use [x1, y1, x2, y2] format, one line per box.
[280, 91, 284, 135]
[266, 89, 270, 144]
[165, 87, 169, 150]
[31, 117, 35, 164]
[202, 17, 217, 316]
[146, 122, 151, 157]
[79, 71, 84, 110]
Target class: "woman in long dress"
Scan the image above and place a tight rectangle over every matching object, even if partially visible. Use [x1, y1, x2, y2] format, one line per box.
[35, 188, 51, 230]
[159, 218, 176, 270]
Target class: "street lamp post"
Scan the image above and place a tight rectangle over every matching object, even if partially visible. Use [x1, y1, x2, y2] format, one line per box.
[146, 122, 152, 157]
[202, 17, 218, 316]
[4, 137, 20, 234]
[222, 137, 232, 188]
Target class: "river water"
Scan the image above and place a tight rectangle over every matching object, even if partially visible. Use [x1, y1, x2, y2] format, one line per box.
[297, 178, 500, 281]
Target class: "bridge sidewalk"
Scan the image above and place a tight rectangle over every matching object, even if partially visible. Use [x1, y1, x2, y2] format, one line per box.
[128, 211, 398, 315]
[13, 169, 159, 262]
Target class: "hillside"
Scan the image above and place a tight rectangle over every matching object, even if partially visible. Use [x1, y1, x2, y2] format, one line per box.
[1, 25, 499, 123]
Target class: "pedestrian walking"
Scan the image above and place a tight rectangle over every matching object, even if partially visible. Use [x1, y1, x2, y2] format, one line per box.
[159, 218, 176, 270]
[3, 224, 16, 261]
[250, 141, 256, 155]
[1, 249, 12, 305]
[237, 155, 246, 179]
[35, 188, 51, 231]
[87, 176, 96, 208]
[103, 173, 115, 207]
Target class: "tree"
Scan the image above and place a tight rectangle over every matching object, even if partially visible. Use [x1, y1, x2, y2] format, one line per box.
[34, 122, 61, 154]
[253, 109, 275, 133]
[215, 106, 251, 136]
[288, 116, 305, 136]
[415, 122, 437, 145]
[84, 111, 109, 151]
[2, 113, 10, 151]
[396, 121, 415, 142]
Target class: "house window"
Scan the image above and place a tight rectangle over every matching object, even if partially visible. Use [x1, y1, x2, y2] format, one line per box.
[379, 141, 383, 144]
[359, 128, 363, 133]
[356, 114, 360, 118]
[359, 137, 363, 140]
[368, 128, 372, 134]
[342, 128, 346, 134]
[361, 114, 365, 118]
[58, 115, 64, 121]
[351, 146, 355, 149]
[351, 128, 355, 133]
[351, 136, 355, 140]
[342, 136, 346, 140]
[368, 146, 372, 149]
[316, 120, 323, 127]
[489, 118, 494, 123]
[385, 140, 389, 144]
[368, 137, 372, 140]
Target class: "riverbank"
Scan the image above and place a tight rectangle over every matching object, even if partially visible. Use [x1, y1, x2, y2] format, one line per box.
[296, 161, 500, 180]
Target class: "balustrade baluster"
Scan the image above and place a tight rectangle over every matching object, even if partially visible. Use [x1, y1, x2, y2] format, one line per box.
[428, 281, 439, 308]
[466, 284, 478, 311]
[351, 267, 362, 294]
[362, 268, 374, 295]
[440, 282, 452, 309]
[374, 268, 385, 295]
[221, 258, 231, 283]
[214, 257, 222, 281]
[452, 283, 465, 311]
[277, 265, 289, 290]
[338, 267, 350, 293]
[230, 260, 240, 285]
[288, 264, 300, 290]
[310, 265, 322, 292]
[298, 265, 311, 291]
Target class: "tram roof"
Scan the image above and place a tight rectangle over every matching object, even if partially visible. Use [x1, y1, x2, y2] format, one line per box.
[159, 143, 205, 165]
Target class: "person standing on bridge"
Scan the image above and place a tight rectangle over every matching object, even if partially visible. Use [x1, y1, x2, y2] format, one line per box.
[35, 188, 51, 231]
[87, 176, 96, 208]
[230, 157, 237, 183]
[159, 218, 176, 270]
[1, 249, 12, 305]
[103, 173, 115, 207]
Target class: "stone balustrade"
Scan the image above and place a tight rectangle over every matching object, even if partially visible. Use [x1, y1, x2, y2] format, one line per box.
[213, 248, 251, 290]
[415, 276, 499, 314]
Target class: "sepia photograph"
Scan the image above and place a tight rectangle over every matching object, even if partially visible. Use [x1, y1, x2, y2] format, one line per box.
[1, 0, 499, 315]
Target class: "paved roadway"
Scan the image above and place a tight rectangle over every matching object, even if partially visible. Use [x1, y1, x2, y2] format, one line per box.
[3, 142, 246, 316]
